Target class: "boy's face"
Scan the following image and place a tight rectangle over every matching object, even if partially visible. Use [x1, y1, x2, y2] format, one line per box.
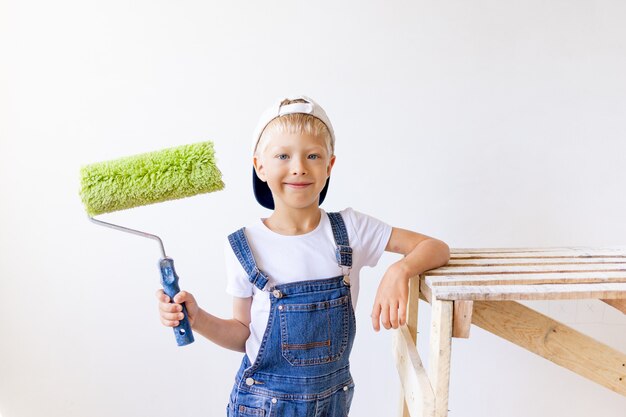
[253, 132, 336, 211]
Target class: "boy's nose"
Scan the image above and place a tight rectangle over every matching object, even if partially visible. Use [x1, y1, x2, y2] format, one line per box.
[290, 157, 308, 175]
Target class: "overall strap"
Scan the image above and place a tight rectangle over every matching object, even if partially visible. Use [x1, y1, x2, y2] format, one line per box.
[327, 212, 353, 271]
[227, 228, 269, 291]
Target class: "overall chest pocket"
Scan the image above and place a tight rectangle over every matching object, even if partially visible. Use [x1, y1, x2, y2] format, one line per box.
[278, 295, 351, 366]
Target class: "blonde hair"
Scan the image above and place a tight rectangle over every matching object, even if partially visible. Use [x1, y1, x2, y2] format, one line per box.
[254, 99, 334, 157]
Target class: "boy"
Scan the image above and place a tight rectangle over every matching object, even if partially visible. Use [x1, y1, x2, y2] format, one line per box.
[157, 96, 449, 416]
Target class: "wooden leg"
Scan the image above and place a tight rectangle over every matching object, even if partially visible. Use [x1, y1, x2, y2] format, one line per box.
[406, 275, 420, 343]
[398, 387, 411, 417]
[452, 300, 473, 338]
[428, 299, 453, 417]
[396, 275, 427, 417]
[394, 325, 435, 417]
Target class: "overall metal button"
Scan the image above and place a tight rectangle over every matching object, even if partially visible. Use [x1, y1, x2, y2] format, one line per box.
[271, 398, 277, 404]
[343, 275, 351, 285]
[245, 377, 255, 386]
[343, 386, 349, 391]
[272, 289, 283, 299]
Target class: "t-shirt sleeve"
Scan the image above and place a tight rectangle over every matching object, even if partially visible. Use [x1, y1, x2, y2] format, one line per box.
[224, 237, 254, 298]
[342, 207, 392, 268]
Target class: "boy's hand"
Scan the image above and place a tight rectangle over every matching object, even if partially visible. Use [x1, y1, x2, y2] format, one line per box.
[371, 261, 410, 331]
[156, 289, 199, 329]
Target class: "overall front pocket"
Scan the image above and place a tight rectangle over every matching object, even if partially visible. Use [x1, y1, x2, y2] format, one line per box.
[278, 295, 350, 366]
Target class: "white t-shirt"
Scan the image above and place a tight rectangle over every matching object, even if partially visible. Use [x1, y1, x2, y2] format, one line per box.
[224, 207, 393, 364]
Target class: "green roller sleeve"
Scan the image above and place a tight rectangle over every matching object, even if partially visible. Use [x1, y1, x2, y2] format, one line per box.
[79, 141, 225, 216]
[80, 141, 224, 347]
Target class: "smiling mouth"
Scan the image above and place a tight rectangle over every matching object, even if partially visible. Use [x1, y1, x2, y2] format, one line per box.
[285, 183, 312, 188]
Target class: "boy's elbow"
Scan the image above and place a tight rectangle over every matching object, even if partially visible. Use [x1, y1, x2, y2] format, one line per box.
[442, 241, 451, 265]
[430, 238, 450, 267]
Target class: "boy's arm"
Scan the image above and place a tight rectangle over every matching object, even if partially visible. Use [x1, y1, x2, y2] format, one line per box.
[157, 290, 251, 352]
[192, 296, 251, 352]
[371, 227, 450, 331]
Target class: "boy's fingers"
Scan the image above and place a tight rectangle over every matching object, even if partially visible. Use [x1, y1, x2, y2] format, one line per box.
[380, 304, 391, 330]
[389, 302, 399, 329]
[156, 289, 193, 306]
[371, 304, 381, 332]
[398, 300, 407, 326]
[162, 310, 185, 321]
[174, 290, 192, 304]
[159, 301, 182, 313]
[155, 289, 170, 303]
[160, 318, 180, 327]
[156, 289, 189, 328]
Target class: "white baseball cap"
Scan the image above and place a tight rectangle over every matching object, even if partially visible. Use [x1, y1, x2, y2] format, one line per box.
[252, 96, 335, 210]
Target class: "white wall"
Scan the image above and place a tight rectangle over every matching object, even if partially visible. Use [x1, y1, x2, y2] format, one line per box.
[1, 1, 625, 416]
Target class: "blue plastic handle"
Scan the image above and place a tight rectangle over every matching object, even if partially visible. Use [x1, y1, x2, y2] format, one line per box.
[159, 258, 194, 346]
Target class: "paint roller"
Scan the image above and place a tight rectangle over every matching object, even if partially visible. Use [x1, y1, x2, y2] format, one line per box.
[79, 141, 225, 346]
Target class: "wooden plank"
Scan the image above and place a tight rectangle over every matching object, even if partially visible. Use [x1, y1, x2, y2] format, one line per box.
[451, 246, 626, 254]
[407, 275, 420, 343]
[452, 301, 473, 338]
[430, 282, 626, 301]
[472, 301, 626, 396]
[451, 246, 626, 253]
[429, 264, 626, 275]
[425, 271, 626, 287]
[393, 326, 435, 417]
[447, 257, 626, 266]
[428, 299, 453, 417]
[398, 389, 410, 417]
[452, 247, 571, 253]
[420, 278, 432, 303]
[602, 298, 626, 314]
[451, 248, 626, 259]
[398, 274, 422, 417]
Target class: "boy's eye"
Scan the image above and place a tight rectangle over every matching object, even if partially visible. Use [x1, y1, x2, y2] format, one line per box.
[275, 153, 321, 160]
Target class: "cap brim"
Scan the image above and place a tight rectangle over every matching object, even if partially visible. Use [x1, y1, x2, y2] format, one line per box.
[252, 167, 330, 210]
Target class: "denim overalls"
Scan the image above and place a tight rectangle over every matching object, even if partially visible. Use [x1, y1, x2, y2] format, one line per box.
[226, 212, 356, 417]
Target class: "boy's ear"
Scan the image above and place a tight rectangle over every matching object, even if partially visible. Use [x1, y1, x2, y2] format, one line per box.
[327, 155, 337, 177]
[253, 155, 266, 182]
